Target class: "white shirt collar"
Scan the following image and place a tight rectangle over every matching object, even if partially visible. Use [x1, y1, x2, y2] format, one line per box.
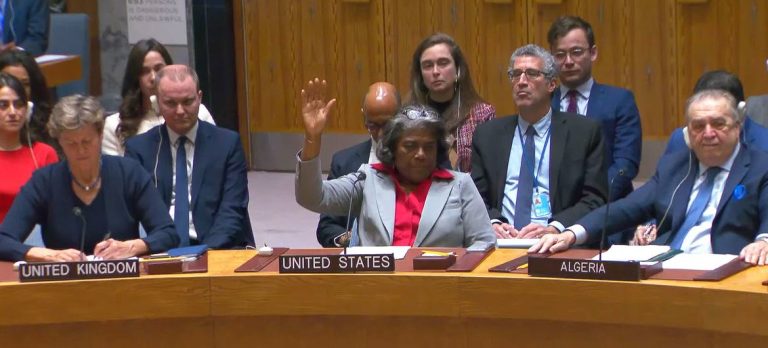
[559, 77, 594, 101]
[518, 108, 553, 136]
[698, 143, 740, 174]
[166, 120, 200, 146]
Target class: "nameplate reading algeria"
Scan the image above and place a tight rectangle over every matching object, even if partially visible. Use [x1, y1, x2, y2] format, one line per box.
[279, 254, 395, 273]
[527, 256, 643, 281]
[19, 260, 140, 283]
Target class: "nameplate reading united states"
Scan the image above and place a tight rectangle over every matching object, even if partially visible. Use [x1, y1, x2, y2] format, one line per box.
[279, 254, 395, 273]
[19, 260, 140, 283]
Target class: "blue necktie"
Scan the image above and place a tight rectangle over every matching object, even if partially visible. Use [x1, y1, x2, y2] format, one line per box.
[175, 136, 190, 246]
[514, 126, 536, 230]
[669, 167, 721, 250]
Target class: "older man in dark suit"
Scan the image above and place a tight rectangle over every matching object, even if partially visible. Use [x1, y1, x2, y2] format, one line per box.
[471, 44, 607, 240]
[531, 90, 768, 265]
[125, 65, 253, 249]
[315, 82, 400, 247]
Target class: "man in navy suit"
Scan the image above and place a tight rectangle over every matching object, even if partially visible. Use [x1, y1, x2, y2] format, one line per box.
[2, 0, 49, 55]
[531, 90, 768, 265]
[548, 16, 641, 201]
[315, 82, 400, 247]
[125, 65, 254, 249]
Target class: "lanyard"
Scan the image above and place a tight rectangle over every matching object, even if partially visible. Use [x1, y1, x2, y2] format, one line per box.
[517, 123, 551, 190]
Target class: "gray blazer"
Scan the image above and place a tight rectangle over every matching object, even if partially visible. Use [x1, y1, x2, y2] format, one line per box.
[746, 95, 768, 128]
[296, 157, 495, 248]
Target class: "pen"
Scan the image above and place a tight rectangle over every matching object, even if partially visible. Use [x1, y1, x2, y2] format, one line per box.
[421, 250, 455, 257]
[642, 224, 655, 239]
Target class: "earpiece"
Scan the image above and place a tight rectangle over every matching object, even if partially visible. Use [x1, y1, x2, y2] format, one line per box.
[682, 126, 690, 149]
[150, 95, 160, 115]
[26, 101, 33, 122]
[24, 101, 38, 169]
[456, 67, 461, 83]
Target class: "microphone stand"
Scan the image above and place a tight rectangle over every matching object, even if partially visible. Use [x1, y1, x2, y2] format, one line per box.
[343, 171, 367, 256]
[599, 169, 624, 262]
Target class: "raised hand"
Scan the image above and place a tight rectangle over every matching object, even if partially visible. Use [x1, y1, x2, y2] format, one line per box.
[301, 78, 337, 139]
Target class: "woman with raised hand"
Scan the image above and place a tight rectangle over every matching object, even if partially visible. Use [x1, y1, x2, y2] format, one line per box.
[295, 78, 494, 248]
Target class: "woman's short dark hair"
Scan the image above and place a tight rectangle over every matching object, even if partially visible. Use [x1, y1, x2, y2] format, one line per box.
[0, 50, 53, 146]
[376, 105, 449, 167]
[116, 38, 173, 144]
[0, 72, 31, 144]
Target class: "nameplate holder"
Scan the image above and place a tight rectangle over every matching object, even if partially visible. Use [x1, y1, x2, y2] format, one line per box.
[19, 260, 140, 283]
[528, 256, 655, 282]
[278, 254, 395, 273]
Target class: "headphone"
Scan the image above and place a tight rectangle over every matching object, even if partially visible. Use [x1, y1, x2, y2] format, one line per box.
[152, 125, 162, 188]
[150, 95, 160, 115]
[22, 101, 39, 169]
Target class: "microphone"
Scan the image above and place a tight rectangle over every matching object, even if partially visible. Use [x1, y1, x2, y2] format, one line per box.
[344, 171, 367, 254]
[599, 169, 624, 261]
[73, 207, 87, 254]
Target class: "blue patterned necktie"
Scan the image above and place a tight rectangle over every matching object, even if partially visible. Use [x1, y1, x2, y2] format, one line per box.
[514, 126, 537, 230]
[175, 136, 190, 246]
[669, 167, 721, 250]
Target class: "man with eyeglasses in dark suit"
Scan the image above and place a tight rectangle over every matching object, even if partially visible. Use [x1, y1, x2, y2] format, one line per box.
[470, 44, 608, 242]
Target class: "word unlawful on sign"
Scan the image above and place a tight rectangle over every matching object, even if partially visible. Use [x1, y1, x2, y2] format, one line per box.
[19, 260, 140, 283]
[279, 254, 395, 273]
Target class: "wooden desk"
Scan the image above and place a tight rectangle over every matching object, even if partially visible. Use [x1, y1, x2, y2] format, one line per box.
[1, 249, 767, 347]
[36, 55, 82, 87]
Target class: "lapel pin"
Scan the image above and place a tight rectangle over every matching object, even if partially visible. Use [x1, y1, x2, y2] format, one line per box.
[733, 184, 746, 200]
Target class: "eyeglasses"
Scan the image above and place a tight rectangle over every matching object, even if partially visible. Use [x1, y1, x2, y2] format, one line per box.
[401, 106, 439, 120]
[688, 118, 735, 133]
[0, 99, 26, 111]
[507, 69, 546, 82]
[365, 121, 388, 132]
[553, 47, 590, 62]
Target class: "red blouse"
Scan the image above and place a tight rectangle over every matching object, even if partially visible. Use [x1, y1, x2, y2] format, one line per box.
[371, 163, 454, 246]
[0, 142, 58, 222]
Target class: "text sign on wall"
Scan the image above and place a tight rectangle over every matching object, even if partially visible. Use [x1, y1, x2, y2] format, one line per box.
[127, 0, 188, 45]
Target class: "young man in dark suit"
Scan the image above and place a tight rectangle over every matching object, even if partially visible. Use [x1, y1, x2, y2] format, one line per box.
[470, 44, 608, 241]
[125, 65, 254, 249]
[531, 90, 768, 265]
[315, 82, 400, 247]
[548, 16, 642, 202]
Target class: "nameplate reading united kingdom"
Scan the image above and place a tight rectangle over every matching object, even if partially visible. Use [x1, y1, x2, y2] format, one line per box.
[19, 260, 140, 283]
[279, 254, 395, 273]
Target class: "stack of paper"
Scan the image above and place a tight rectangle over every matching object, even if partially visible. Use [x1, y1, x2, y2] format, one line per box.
[591, 245, 671, 262]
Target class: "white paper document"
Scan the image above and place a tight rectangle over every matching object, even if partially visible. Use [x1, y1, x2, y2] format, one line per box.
[341, 246, 410, 260]
[496, 239, 539, 248]
[35, 54, 70, 64]
[591, 245, 671, 262]
[661, 253, 737, 271]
